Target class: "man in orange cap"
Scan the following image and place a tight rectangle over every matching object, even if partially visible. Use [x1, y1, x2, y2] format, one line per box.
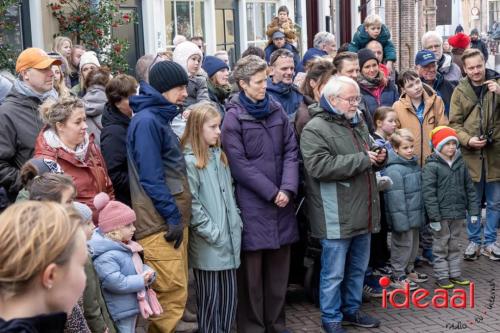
[0, 47, 61, 202]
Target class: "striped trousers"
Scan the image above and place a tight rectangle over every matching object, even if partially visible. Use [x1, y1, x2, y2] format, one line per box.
[193, 269, 237, 333]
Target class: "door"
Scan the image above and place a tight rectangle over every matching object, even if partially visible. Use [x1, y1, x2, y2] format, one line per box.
[215, 0, 238, 66]
[306, 0, 319, 48]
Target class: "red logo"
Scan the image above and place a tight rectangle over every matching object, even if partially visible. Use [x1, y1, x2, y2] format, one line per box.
[379, 276, 475, 309]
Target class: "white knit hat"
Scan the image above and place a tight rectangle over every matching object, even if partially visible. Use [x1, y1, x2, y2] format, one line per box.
[172, 41, 203, 74]
[79, 51, 100, 71]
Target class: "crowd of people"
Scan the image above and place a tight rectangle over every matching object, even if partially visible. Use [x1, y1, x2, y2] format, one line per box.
[0, 6, 499, 333]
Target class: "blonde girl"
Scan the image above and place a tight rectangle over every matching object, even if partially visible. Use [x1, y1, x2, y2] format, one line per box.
[52, 64, 72, 98]
[52, 36, 73, 88]
[0, 201, 88, 332]
[181, 102, 242, 333]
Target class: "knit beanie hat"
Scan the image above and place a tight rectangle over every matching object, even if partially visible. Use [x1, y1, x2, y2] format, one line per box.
[172, 41, 203, 74]
[79, 51, 100, 71]
[93, 192, 136, 233]
[430, 126, 459, 152]
[448, 33, 471, 50]
[149, 61, 189, 94]
[358, 48, 378, 69]
[202, 56, 229, 78]
[73, 201, 93, 223]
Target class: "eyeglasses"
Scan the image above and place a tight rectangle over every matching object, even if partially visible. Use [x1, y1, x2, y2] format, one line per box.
[336, 95, 362, 105]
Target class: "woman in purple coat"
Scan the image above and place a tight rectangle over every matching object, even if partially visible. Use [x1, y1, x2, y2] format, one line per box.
[221, 55, 299, 333]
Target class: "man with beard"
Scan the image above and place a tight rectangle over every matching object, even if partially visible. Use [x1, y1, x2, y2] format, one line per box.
[470, 28, 489, 62]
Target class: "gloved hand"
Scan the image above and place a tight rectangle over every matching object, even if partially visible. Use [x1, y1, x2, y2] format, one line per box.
[470, 216, 479, 224]
[430, 222, 441, 232]
[376, 175, 393, 191]
[164, 223, 184, 249]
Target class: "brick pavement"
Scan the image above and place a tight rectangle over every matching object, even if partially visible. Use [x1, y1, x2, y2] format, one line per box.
[285, 231, 500, 333]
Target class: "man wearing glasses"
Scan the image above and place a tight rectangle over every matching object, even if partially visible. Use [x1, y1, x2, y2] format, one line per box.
[421, 31, 462, 82]
[300, 76, 386, 333]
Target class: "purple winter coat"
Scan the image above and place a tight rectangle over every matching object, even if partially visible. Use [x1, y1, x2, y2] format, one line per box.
[221, 93, 299, 251]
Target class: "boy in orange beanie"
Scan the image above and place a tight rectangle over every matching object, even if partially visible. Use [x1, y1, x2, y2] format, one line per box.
[422, 126, 480, 289]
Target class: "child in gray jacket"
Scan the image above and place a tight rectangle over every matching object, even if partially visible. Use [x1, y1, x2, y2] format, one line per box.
[422, 126, 480, 289]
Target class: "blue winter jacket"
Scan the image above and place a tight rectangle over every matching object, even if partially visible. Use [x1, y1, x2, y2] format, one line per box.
[266, 78, 304, 119]
[383, 151, 425, 232]
[359, 81, 399, 116]
[127, 82, 187, 233]
[89, 230, 152, 321]
[297, 48, 328, 72]
[348, 24, 397, 62]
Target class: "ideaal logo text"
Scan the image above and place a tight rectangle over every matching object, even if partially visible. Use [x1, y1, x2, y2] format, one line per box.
[379, 276, 475, 309]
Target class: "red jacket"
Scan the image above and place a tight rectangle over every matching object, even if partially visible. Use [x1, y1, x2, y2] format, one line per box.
[34, 129, 115, 223]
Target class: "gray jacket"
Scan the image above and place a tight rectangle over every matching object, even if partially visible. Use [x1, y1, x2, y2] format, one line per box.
[83, 84, 106, 146]
[0, 87, 44, 200]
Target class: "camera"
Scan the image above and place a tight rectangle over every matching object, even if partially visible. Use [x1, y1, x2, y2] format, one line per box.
[371, 146, 383, 154]
[479, 128, 495, 145]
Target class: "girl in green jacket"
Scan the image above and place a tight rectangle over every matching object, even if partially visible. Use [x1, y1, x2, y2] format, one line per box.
[181, 102, 242, 333]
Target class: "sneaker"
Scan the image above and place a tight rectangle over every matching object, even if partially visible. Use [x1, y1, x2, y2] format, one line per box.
[342, 311, 380, 328]
[464, 241, 481, 261]
[450, 276, 471, 286]
[436, 278, 454, 289]
[407, 270, 429, 283]
[373, 265, 392, 276]
[390, 275, 419, 291]
[322, 322, 346, 333]
[422, 248, 435, 264]
[481, 243, 500, 260]
[363, 280, 383, 298]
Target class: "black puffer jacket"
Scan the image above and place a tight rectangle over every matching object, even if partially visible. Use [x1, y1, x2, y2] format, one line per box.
[0, 312, 66, 333]
[100, 102, 131, 206]
[0, 87, 44, 201]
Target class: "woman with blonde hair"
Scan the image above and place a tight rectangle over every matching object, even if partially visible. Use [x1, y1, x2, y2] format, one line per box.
[181, 102, 242, 333]
[52, 64, 72, 98]
[0, 201, 88, 332]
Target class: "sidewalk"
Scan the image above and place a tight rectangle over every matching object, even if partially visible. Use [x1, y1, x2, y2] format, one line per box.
[285, 230, 500, 333]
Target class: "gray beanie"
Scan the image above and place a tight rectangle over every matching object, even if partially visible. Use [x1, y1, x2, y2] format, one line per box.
[73, 201, 93, 222]
[149, 61, 189, 93]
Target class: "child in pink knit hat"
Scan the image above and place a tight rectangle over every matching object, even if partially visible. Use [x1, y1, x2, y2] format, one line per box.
[89, 193, 162, 333]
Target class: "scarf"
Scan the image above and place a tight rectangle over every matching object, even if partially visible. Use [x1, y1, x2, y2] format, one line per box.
[207, 79, 231, 103]
[319, 95, 361, 125]
[43, 128, 90, 162]
[124, 241, 163, 319]
[357, 71, 385, 89]
[239, 92, 271, 119]
[14, 79, 58, 101]
[266, 78, 303, 116]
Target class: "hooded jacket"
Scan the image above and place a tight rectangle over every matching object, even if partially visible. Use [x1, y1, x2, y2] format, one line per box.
[100, 102, 131, 207]
[0, 87, 45, 201]
[184, 145, 242, 270]
[300, 102, 381, 240]
[392, 83, 448, 166]
[0, 313, 66, 333]
[383, 151, 425, 232]
[33, 130, 114, 222]
[127, 82, 192, 240]
[265, 17, 297, 44]
[82, 84, 106, 146]
[348, 24, 397, 62]
[449, 69, 500, 182]
[88, 231, 151, 321]
[422, 151, 480, 222]
[266, 78, 304, 120]
[438, 54, 462, 82]
[220, 93, 299, 251]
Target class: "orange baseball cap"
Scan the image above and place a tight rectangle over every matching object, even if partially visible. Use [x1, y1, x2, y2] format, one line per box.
[15, 48, 62, 73]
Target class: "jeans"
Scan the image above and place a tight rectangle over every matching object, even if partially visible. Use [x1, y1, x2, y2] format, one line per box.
[467, 176, 500, 246]
[319, 233, 371, 324]
[115, 315, 137, 333]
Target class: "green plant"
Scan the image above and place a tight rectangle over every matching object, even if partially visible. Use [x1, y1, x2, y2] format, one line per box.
[49, 0, 136, 73]
[0, 0, 22, 74]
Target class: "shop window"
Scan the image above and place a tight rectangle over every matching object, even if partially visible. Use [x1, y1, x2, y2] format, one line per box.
[246, 1, 277, 49]
[165, 0, 205, 48]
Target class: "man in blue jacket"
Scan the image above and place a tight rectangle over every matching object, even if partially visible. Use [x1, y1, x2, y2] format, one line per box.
[297, 32, 336, 72]
[127, 60, 192, 332]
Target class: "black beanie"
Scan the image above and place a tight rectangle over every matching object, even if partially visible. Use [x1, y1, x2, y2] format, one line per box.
[149, 61, 189, 93]
[358, 48, 379, 69]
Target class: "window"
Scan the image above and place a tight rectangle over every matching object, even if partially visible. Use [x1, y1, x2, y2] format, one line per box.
[246, 1, 277, 49]
[164, 0, 205, 47]
[216, 8, 236, 66]
[489, 0, 500, 30]
[0, 4, 24, 52]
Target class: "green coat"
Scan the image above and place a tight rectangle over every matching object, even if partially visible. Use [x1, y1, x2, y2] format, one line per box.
[300, 103, 381, 240]
[422, 152, 480, 222]
[449, 69, 500, 182]
[83, 256, 116, 333]
[184, 146, 242, 271]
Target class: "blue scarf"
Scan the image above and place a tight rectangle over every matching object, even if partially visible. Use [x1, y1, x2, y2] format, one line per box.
[319, 95, 361, 125]
[266, 78, 303, 116]
[239, 92, 271, 119]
